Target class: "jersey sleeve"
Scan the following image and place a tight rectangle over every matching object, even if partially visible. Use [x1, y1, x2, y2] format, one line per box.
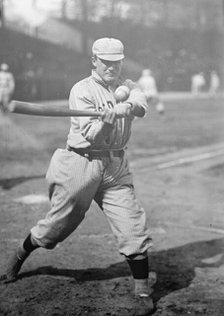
[69, 81, 114, 147]
[122, 79, 148, 116]
[128, 88, 148, 116]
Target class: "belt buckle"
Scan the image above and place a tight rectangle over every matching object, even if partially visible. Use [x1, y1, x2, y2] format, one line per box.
[84, 152, 92, 161]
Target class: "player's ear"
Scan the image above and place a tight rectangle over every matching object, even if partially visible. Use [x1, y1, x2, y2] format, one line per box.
[91, 55, 97, 67]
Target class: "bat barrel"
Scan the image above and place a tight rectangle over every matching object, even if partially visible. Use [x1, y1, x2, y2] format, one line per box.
[8, 100, 102, 117]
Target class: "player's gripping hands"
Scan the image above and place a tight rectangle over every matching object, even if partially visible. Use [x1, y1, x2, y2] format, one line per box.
[114, 101, 145, 118]
[113, 102, 133, 118]
[101, 108, 117, 125]
[101, 104, 133, 125]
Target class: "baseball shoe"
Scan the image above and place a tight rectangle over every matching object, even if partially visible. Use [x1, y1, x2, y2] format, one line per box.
[0, 246, 30, 283]
[133, 273, 156, 315]
[134, 294, 154, 316]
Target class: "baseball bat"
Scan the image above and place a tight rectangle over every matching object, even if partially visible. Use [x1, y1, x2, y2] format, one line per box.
[8, 100, 102, 117]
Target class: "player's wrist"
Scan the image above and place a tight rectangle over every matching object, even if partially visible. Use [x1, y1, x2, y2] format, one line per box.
[127, 101, 145, 117]
[126, 101, 134, 113]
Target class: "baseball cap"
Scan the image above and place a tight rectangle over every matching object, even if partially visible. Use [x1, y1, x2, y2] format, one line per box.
[92, 38, 124, 61]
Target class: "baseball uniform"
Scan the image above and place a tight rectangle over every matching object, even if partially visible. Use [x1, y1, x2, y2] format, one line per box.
[31, 70, 152, 257]
[2, 38, 155, 315]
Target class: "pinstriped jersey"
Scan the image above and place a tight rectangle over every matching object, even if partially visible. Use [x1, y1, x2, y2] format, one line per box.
[67, 70, 148, 150]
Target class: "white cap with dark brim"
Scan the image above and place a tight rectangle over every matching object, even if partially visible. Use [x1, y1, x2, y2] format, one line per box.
[92, 38, 124, 61]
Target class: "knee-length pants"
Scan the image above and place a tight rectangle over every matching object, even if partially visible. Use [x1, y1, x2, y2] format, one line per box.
[31, 149, 152, 257]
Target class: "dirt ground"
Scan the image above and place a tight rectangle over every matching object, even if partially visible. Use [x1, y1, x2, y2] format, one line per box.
[0, 96, 224, 315]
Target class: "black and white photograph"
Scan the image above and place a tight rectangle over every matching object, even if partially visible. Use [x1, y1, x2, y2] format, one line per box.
[0, 1, 224, 315]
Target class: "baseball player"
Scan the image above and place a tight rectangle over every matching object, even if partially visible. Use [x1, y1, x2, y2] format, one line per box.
[0, 63, 15, 113]
[138, 69, 165, 115]
[209, 71, 220, 96]
[191, 72, 206, 96]
[1, 38, 154, 315]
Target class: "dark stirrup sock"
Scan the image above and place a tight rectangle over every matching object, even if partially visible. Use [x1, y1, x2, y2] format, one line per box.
[4, 235, 39, 281]
[126, 256, 149, 279]
[23, 233, 40, 253]
[126, 256, 150, 296]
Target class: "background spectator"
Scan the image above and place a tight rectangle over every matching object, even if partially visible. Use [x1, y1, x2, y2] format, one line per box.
[0, 63, 15, 113]
[191, 72, 206, 96]
[138, 69, 165, 115]
[209, 71, 220, 96]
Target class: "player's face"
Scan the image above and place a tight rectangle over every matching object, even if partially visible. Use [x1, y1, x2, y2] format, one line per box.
[92, 56, 123, 85]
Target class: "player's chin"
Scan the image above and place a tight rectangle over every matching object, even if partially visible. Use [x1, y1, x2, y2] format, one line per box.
[104, 73, 119, 84]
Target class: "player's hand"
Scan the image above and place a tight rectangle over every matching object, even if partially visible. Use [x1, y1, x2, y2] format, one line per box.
[114, 102, 133, 117]
[101, 108, 116, 125]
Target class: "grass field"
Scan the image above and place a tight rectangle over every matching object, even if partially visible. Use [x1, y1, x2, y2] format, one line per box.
[130, 97, 224, 158]
[1, 95, 224, 316]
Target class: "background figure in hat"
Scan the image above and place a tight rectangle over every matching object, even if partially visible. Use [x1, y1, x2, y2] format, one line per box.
[0, 63, 15, 113]
[138, 68, 165, 116]
[1, 37, 155, 315]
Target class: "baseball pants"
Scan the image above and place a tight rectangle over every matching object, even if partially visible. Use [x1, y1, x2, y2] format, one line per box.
[31, 148, 152, 257]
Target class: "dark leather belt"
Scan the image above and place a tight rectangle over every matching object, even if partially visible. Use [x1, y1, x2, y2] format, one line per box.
[67, 145, 124, 160]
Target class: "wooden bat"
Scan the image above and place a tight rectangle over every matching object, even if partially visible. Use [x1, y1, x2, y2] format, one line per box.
[8, 100, 102, 117]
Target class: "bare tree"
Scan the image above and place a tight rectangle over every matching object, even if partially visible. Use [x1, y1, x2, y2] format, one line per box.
[0, 0, 4, 28]
[61, 0, 67, 20]
[223, 0, 224, 25]
[80, 0, 88, 55]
